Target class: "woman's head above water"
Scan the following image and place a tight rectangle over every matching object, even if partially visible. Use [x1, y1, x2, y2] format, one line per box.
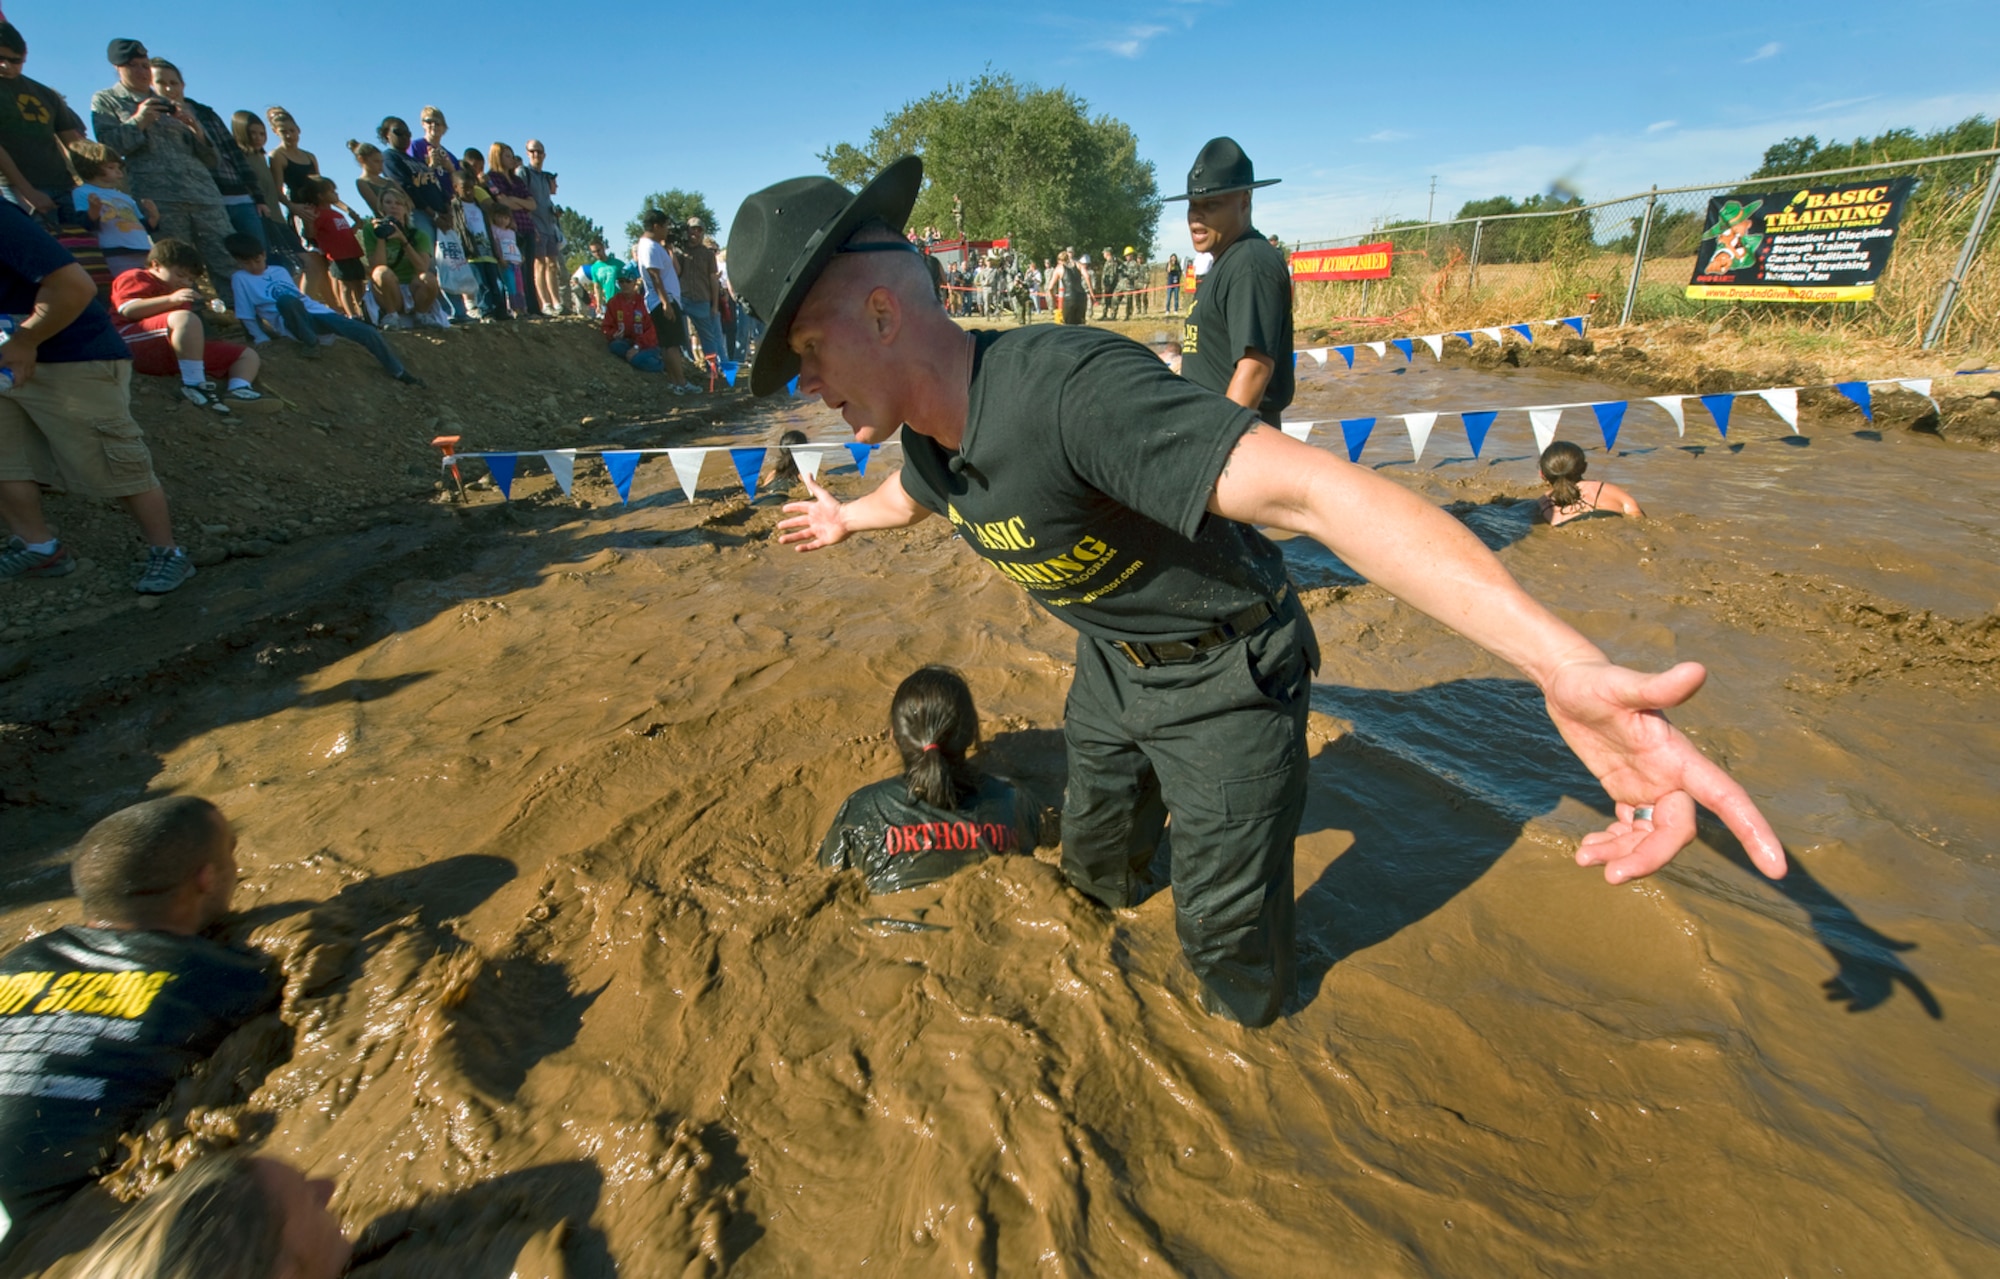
[891, 666, 980, 809]
[1539, 441, 1588, 508]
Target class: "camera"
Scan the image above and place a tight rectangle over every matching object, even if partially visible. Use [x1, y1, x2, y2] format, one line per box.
[144, 97, 175, 112]
[372, 219, 398, 239]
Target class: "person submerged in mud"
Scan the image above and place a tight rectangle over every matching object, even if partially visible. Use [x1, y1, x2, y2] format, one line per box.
[818, 666, 1047, 893]
[1534, 441, 1644, 526]
[757, 428, 811, 494]
[729, 156, 1786, 1028]
[0, 797, 280, 1252]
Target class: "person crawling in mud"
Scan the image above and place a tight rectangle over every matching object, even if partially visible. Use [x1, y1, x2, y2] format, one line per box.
[0, 797, 280, 1251]
[819, 666, 1046, 893]
[1534, 441, 1644, 526]
[70, 1149, 350, 1279]
[733, 156, 1786, 1028]
[757, 429, 811, 493]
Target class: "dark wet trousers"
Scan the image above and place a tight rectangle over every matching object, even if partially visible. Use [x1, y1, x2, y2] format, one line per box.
[1059, 587, 1317, 1027]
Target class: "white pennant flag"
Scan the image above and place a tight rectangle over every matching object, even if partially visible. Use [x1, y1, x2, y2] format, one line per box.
[1478, 326, 1506, 345]
[1896, 377, 1939, 410]
[794, 448, 827, 481]
[1403, 412, 1437, 463]
[1647, 395, 1687, 436]
[1529, 408, 1563, 454]
[1305, 348, 1329, 366]
[1419, 334, 1444, 360]
[666, 448, 708, 503]
[1757, 388, 1800, 432]
[539, 449, 576, 496]
[1279, 420, 1314, 442]
[1365, 341, 1387, 359]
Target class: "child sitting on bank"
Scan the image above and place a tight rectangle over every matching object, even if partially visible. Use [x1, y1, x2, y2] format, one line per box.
[304, 177, 369, 318]
[1534, 441, 1644, 526]
[600, 269, 661, 371]
[818, 667, 1046, 894]
[109, 239, 261, 411]
[226, 233, 423, 385]
[67, 140, 159, 278]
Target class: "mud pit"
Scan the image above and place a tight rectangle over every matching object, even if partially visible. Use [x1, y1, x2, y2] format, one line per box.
[3, 348, 1999, 1275]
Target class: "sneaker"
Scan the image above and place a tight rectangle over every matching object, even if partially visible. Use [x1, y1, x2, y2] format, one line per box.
[393, 371, 427, 387]
[178, 384, 229, 413]
[134, 545, 195, 595]
[0, 537, 76, 579]
[227, 385, 263, 401]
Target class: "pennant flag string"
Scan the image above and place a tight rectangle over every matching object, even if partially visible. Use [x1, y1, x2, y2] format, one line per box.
[1834, 381, 1873, 422]
[1529, 408, 1563, 454]
[1340, 417, 1375, 462]
[1403, 412, 1437, 464]
[1591, 401, 1627, 451]
[1292, 316, 1585, 366]
[539, 449, 576, 497]
[1462, 411, 1497, 457]
[1699, 393, 1736, 438]
[729, 447, 767, 499]
[603, 451, 640, 504]
[1391, 338, 1414, 362]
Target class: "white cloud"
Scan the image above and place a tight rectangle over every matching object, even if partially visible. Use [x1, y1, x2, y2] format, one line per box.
[1645, 120, 1678, 134]
[1095, 23, 1170, 57]
[1745, 41, 1782, 62]
[1366, 129, 1411, 143]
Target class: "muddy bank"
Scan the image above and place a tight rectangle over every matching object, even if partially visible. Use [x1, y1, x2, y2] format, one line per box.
[3, 343, 1999, 1275]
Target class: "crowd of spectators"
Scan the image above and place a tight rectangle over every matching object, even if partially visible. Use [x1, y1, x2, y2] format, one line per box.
[919, 237, 1164, 324]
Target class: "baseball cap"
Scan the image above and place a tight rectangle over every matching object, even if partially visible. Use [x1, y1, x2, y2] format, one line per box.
[106, 38, 148, 64]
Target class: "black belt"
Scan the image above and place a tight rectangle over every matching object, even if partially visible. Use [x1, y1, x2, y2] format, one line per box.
[1110, 584, 1291, 668]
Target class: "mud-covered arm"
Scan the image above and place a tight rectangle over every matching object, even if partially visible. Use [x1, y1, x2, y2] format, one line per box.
[1207, 423, 1786, 885]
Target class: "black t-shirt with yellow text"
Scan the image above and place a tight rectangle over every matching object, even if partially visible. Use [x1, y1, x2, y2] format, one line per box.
[898, 326, 1289, 644]
[1181, 225, 1294, 423]
[0, 926, 280, 1227]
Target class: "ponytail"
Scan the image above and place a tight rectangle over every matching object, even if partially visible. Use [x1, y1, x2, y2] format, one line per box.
[1539, 441, 1587, 508]
[890, 666, 980, 809]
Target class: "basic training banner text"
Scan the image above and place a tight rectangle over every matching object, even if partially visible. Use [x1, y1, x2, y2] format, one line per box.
[1686, 177, 1915, 302]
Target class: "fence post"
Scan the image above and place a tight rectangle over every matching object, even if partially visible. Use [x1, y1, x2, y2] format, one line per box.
[1468, 219, 1484, 291]
[1923, 158, 2000, 350]
[1620, 186, 1658, 327]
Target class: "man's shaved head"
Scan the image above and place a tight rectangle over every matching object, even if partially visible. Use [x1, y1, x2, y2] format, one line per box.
[71, 796, 235, 929]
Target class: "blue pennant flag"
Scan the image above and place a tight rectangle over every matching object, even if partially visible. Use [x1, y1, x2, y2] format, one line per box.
[1699, 392, 1735, 436]
[1335, 345, 1355, 369]
[602, 451, 640, 504]
[730, 448, 766, 499]
[847, 443, 874, 476]
[1509, 324, 1534, 343]
[1955, 367, 1998, 376]
[1834, 380, 1873, 421]
[786, 376, 799, 397]
[1591, 402, 1628, 451]
[1391, 338, 1414, 362]
[719, 362, 738, 388]
[1291, 352, 1298, 372]
[485, 453, 516, 500]
[1340, 417, 1375, 462]
[1561, 316, 1586, 336]
[1454, 331, 1476, 348]
[1462, 411, 1497, 456]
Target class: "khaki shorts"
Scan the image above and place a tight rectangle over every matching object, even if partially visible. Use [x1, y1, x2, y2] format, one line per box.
[0, 359, 160, 499]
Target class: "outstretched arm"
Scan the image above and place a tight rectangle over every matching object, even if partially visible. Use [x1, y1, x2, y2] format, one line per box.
[777, 468, 932, 552]
[1209, 424, 1783, 884]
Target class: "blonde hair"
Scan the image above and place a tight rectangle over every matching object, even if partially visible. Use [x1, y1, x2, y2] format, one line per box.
[420, 105, 446, 127]
[487, 141, 513, 174]
[67, 138, 124, 183]
[73, 1152, 284, 1279]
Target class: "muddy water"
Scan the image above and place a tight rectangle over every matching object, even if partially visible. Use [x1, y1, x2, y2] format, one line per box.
[6, 351, 2000, 1276]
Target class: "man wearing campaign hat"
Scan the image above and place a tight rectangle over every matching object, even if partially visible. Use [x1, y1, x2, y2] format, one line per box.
[1168, 137, 1292, 424]
[727, 157, 1786, 1028]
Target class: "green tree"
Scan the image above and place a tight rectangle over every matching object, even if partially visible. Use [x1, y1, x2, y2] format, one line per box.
[819, 72, 1159, 263]
[1752, 116, 1996, 178]
[624, 189, 719, 246]
[556, 206, 605, 269]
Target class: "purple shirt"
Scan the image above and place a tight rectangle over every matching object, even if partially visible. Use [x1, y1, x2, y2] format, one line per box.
[484, 169, 535, 236]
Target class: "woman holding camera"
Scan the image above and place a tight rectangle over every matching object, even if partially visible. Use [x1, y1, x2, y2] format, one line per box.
[359, 187, 441, 328]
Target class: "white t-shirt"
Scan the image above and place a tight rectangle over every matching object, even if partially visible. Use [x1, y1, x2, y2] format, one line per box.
[74, 184, 152, 253]
[230, 264, 339, 342]
[635, 234, 682, 311]
[1191, 250, 1214, 277]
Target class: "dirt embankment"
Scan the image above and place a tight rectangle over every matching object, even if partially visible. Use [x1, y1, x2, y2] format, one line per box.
[0, 320, 752, 652]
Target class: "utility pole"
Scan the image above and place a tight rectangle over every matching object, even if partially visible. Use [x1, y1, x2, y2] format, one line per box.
[1426, 175, 1437, 261]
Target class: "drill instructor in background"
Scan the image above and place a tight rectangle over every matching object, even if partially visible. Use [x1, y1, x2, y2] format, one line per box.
[1172, 137, 1293, 425]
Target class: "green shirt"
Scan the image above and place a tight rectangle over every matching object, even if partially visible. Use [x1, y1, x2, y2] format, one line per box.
[586, 256, 622, 303]
[1181, 225, 1294, 423]
[359, 219, 434, 283]
[897, 326, 1288, 644]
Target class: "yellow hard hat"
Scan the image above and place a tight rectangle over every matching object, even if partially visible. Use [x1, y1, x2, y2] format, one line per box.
[1123, 246, 1136, 255]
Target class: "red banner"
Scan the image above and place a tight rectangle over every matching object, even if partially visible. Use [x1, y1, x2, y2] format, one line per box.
[1290, 242, 1393, 281]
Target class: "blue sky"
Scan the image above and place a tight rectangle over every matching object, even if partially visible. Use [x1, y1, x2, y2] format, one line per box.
[14, 0, 1997, 258]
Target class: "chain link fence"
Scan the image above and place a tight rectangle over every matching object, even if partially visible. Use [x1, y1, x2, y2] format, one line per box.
[1288, 150, 2000, 349]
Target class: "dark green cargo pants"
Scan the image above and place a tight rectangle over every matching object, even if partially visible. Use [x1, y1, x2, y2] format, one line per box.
[1060, 588, 1317, 1027]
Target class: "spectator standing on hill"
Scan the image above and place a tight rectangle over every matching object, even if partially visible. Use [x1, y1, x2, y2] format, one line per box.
[90, 40, 236, 298]
[347, 139, 395, 215]
[677, 216, 726, 361]
[1164, 253, 1182, 314]
[1096, 246, 1121, 320]
[376, 116, 446, 237]
[519, 139, 564, 315]
[484, 142, 539, 316]
[582, 237, 620, 311]
[1123, 247, 1145, 317]
[111, 238, 261, 408]
[635, 209, 689, 388]
[1057, 249, 1086, 325]
[0, 201, 195, 593]
[452, 165, 509, 321]
[263, 106, 332, 306]
[148, 60, 263, 255]
[0, 23, 86, 226]
[0, 798, 281, 1241]
[1170, 137, 1292, 424]
[230, 112, 300, 272]
[303, 177, 367, 318]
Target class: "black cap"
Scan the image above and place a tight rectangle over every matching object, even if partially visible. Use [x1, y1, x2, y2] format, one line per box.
[106, 38, 148, 65]
[726, 155, 923, 396]
[1164, 136, 1281, 203]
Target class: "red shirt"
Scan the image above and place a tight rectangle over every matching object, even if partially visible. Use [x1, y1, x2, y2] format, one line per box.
[109, 268, 193, 335]
[601, 292, 657, 349]
[311, 206, 364, 261]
